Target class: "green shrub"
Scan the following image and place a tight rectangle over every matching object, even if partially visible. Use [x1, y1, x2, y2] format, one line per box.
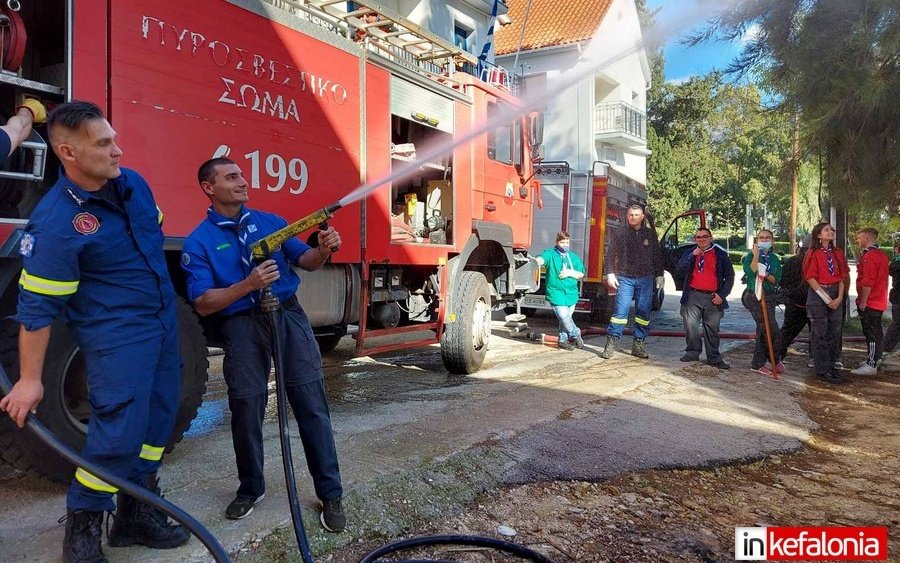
[773, 241, 791, 254]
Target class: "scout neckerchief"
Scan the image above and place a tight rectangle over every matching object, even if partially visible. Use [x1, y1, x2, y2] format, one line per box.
[209, 206, 256, 303]
[823, 244, 836, 276]
[697, 246, 714, 272]
[556, 246, 574, 272]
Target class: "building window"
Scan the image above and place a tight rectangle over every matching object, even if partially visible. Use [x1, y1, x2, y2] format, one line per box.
[454, 23, 473, 52]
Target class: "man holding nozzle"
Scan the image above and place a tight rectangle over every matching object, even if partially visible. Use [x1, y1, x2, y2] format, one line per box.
[181, 157, 346, 531]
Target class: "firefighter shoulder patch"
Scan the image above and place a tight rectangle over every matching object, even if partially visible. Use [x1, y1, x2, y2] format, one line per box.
[18, 233, 34, 257]
[72, 212, 100, 235]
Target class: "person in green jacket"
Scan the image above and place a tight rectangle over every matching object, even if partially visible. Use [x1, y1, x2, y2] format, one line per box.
[741, 228, 784, 376]
[537, 231, 586, 350]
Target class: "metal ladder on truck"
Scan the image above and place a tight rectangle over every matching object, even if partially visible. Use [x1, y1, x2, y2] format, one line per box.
[267, 0, 478, 78]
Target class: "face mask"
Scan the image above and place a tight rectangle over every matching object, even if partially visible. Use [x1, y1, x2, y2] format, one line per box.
[758, 241, 773, 251]
[556, 245, 568, 254]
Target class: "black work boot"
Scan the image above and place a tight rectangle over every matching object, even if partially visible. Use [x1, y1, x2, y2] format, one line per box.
[631, 338, 649, 359]
[62, 510, 107, 563]
[108, 477, 190, 549]
[600, 336, 619, 359]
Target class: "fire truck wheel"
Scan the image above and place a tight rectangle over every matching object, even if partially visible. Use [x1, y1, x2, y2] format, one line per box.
[651, 287, 665, 311]
[590, 295, 613, 324]
[315, 334, 342, 354]
[0, 297, 208, 483]
[166, 297, 210, 452]
[441, 271, 491, 374]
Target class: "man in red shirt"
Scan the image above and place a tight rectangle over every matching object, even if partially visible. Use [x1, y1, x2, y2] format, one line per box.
[674, 228, 735, 369]
[851, 227, 889, 375]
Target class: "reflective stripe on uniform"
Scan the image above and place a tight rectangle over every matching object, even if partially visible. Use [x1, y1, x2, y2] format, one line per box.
[610, 317, 628, 325]
[156, 205, 164, 225]
[75, 468, 118, 493]
[139, 443, 165, 462]
[19, 269, 78, 296]
[635, 317, 650, 327]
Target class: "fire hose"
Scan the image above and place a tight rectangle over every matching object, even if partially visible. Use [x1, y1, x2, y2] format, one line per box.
[0, 367, 232, 563]
[0, 3, 27, 72]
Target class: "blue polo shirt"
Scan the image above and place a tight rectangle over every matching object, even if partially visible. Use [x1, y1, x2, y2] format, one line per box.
[181, 206, 310, 316]
[15, 167, 176, 352]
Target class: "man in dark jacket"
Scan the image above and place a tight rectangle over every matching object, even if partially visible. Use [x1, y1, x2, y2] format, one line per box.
[675, 227, 734, 369]
[601, 204, 665, 360]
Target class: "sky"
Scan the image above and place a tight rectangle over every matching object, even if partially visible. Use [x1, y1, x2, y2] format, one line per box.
[645, 0, 752, 84]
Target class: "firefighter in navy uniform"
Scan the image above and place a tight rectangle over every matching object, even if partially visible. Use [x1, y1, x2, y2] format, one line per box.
[0, 101, 189, 562]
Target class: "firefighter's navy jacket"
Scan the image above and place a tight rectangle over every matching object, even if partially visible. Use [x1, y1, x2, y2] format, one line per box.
[15, 167, 176, 351]
[181, 206, 311, 316]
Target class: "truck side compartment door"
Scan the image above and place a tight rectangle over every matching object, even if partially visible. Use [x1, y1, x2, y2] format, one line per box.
[661, 210, 707, 290]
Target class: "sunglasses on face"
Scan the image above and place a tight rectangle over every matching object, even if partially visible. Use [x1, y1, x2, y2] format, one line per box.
[695, 235, 711, 239]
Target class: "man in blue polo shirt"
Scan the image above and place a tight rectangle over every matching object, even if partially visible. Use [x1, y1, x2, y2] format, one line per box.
[181, 157, 345, 531]
[0, 101, 189, 562]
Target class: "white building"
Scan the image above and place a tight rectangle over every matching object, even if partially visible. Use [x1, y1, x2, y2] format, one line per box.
[494, 0, 650, 255]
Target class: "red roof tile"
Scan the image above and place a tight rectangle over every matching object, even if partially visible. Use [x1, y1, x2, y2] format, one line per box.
[495, 0, 613, 56]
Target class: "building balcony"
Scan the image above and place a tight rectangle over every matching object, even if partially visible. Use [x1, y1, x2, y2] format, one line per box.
[593, 101, 646, 148]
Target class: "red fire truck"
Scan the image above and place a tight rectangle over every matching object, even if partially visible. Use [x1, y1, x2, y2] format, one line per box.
[0, 0, 542, 481]
[521, 161, 706, 322]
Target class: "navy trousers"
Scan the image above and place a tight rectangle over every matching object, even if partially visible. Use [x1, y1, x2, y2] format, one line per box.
[67, 331, 181, 512]
[221, 302, 342, 502]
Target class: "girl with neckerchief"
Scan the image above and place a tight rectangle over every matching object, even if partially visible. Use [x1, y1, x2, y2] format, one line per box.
[802, 222, 849, 384]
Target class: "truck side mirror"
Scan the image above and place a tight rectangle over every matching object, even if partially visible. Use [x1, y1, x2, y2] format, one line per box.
[528, 112, 544, 149]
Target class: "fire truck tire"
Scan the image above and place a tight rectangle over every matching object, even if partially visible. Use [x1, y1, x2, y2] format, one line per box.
[166, 297, 209, 452]
[315, 334, 342, 354]
[652, 287, 665, 311]
[590, 294, 613, 324]
[441, 271, 491, 374]
[0, 297, 208, 483]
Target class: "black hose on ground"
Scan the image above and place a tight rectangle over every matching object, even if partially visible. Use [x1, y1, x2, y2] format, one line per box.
[261, 286, 315, 563]
[360, 534, 556, 563]
[0, 367, 231, 563]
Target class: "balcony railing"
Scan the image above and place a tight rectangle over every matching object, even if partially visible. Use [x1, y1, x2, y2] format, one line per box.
[594, 101, 646, 141]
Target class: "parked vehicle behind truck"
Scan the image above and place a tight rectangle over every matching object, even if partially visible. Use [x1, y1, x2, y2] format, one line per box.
[0, 0, 542, 482]
[519, 161, 706, 322]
